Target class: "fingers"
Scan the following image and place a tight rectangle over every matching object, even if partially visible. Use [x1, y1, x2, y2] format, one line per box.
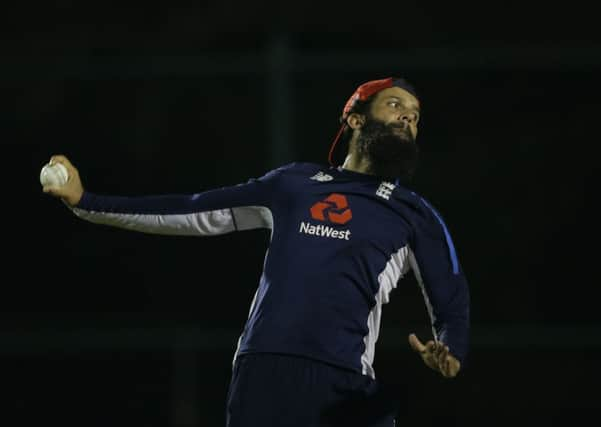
[439, 354, 451, 378]
[425, 340, 437, 354]
[435, 347, 461, 378]
[435, 343, 450, 367]
[408, 333, 426, 353]
[425, 341, 453, 375]
[43, 184, 67, 198]
[49, 154, 78, 178]
[410, 335, 461, 378]
[411, 335, 445, 358]
[49, 154, 72, 167]
[440, 358, 456, 378]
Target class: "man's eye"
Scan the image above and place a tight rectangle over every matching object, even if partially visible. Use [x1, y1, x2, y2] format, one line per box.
[389, 102, 399, 108]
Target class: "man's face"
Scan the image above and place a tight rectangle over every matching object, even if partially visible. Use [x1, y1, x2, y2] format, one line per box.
[369, 87, 420, 139]
[356, 87, 421, 179]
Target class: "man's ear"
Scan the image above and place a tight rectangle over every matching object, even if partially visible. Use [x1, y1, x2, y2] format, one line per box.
[346, 113, 365, 131]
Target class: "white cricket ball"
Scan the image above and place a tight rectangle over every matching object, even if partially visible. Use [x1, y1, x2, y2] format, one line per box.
[40, 162, 69, 187]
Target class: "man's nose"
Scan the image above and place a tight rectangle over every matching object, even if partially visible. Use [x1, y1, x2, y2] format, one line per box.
[400, 112, 417, 124]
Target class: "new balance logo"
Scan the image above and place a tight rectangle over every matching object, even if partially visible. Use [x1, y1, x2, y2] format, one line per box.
[376, 181, 396, 200]
[310, 171, 333, 182]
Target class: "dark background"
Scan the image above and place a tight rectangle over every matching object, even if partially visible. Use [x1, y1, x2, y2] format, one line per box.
[4, 1, 600, 426]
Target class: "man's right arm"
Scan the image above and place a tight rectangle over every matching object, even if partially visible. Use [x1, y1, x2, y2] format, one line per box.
[71, 185, 275, 237]
[43, 154, 290, 237]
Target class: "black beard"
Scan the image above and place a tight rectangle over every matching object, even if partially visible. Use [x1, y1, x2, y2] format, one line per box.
[356, 117, 419, 182]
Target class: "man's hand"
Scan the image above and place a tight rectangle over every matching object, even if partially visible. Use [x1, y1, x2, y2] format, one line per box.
[408, 333, 461, 378]
[42, 154, 84, 207]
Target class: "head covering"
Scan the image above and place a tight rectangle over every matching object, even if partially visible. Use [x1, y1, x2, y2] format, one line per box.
[328, 77, 418, 166]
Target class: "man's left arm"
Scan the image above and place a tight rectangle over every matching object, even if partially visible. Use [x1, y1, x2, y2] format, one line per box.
[407, 198, 471, 378]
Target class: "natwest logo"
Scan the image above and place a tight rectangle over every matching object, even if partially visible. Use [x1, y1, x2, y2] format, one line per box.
[299, 222, 351, 240]
[309, 193, 352, 225]
[300, 193, 352, 241]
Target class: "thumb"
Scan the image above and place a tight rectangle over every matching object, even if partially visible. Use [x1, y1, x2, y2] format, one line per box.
[408, 333, 426, 353]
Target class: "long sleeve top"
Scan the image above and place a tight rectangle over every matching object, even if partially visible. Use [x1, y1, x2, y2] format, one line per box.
[71, 162, 470, 379]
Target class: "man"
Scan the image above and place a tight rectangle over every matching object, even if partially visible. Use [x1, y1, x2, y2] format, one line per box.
[43, 77, 470, 426]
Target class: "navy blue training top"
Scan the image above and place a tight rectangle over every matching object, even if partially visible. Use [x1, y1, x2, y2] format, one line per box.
[72, 162, 470, 378]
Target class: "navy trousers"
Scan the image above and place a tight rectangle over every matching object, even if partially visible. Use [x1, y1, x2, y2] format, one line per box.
[226, 353, 398, 427]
